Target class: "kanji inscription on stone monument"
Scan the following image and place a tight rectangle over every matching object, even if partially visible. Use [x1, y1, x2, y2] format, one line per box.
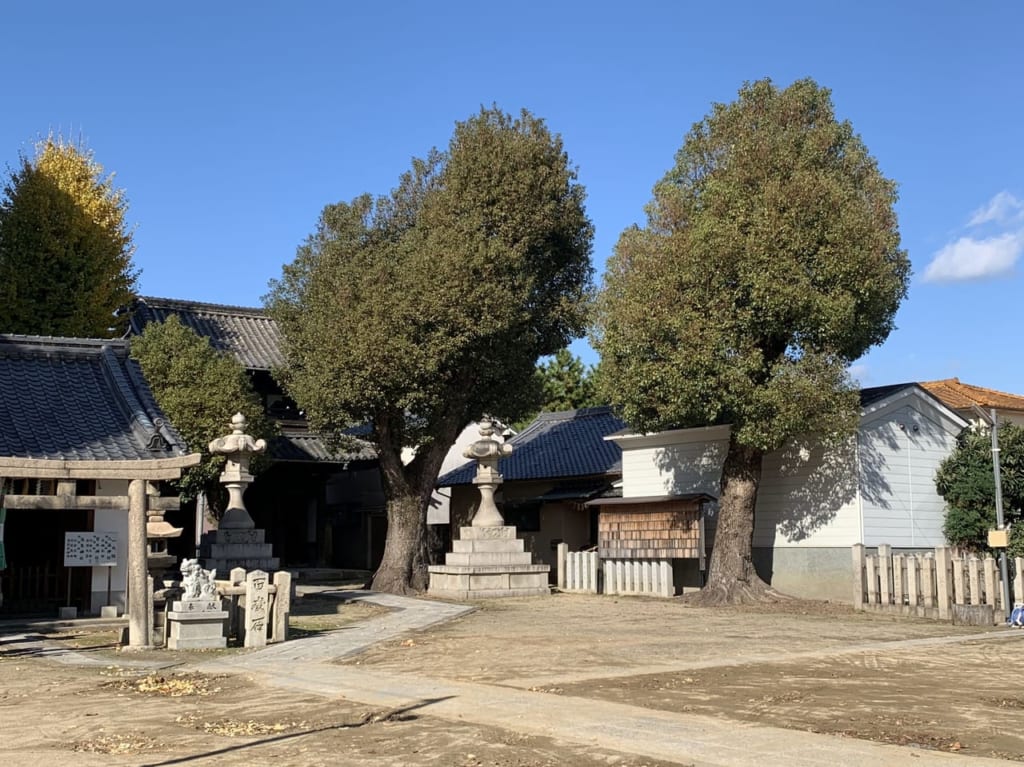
[244, 570, 269, 648]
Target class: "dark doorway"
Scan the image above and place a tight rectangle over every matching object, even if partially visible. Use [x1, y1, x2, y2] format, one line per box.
[0, 508, 91, 616]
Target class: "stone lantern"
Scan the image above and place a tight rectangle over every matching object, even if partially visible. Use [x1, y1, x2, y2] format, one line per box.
[464, 416, 513, 527]
[208, 412, 266, 530]
[199, 413, 279, 573]
[427, 416, 549, 599]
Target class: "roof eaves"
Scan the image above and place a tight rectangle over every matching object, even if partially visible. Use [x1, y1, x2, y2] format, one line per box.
[99, 345, 182, 456]
[859, 383, 968, 430]
[585, 492, 717, 506]
[138, 296, 269, 318]
[921, 378, 1024, 413]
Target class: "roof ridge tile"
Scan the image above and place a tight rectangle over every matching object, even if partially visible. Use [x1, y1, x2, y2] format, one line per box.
[138, 295, 269, 317]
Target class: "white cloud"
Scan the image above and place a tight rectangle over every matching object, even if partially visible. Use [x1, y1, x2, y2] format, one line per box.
[968, 191, 1024, 227]
[927, 191, 1024, 283]
[923, 232, 1023, 282]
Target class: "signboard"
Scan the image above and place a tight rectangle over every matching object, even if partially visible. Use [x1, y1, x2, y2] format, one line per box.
[64, 531, 118, 567]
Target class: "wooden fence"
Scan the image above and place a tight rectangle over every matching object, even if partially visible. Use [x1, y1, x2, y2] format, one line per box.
[557, 546, 599, 593]
[556, 543, 674, 597]
[603, 559, 674, 597]
[853, 543, 1023, 624]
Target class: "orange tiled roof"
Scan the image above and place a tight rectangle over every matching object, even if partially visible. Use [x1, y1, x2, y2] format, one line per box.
[920, 378, 1024, 413]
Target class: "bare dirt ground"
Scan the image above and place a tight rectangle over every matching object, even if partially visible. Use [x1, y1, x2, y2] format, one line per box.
[2, 590, 1023, 765]
[348, 594, 1024, 762]
[0, 657, 675, 767]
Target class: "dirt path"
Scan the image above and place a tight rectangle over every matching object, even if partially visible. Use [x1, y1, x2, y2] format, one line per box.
[0, 656, 677, 767]
[3, 591, 1024, 765]
[345, 594, 1024, 762]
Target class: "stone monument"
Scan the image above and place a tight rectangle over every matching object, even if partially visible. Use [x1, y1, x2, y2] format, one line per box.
[166, 558, 228, 649]
[199, 413, 280, 572]
[428, 417, 550, 599]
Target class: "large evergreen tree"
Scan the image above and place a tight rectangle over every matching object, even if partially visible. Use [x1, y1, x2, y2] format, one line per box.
[0, 137, 138, 336]
[130, 315, 276, 515]
[595, 79, 910, 604]
[267, 107, 594, 594]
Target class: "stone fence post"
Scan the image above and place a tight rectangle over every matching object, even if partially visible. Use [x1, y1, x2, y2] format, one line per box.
[556, 543, 568, 590]
[271, 570, 291, 644]
[1015, 557, 1024, 604]
[877, 544, 892, 605]
[935, 547, 952, 620]
[852, 544, 865, 609]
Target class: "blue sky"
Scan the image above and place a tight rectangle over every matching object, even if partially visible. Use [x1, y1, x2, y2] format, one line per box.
[4, 2, 1022, 393]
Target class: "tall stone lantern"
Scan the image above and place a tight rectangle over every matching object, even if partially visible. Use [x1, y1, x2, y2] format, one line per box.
[464, 416, 513, 527]
[428, 416, 550, 599]
[208, 412, 266, 530]
[198, 413, 279, 572]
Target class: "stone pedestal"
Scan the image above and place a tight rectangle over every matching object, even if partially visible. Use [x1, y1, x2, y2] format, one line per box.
[428, 526, 550, 599]
[166, 598, 228, 649]
[199, 527, 280, 572]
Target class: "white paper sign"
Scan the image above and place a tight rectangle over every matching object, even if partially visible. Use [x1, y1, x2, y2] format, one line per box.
[64, 532, 118, 567]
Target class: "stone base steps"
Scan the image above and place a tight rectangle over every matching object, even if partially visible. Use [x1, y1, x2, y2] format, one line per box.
[203, 557, 280, 572]
[428, 524, 550, 600]
[425, 586, 552, 600]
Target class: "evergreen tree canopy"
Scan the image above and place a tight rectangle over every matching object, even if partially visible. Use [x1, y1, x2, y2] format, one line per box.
[267, 106, 594, 593]
[515, 348, 600, 428]
[130, 315, 275, 513]
[936, 422, 1024, 557]
[594, 79, 910, 604]
[0, 137, 138, 336]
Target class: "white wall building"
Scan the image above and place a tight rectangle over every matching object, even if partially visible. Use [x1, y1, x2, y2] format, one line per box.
[609, 384, 968, 600]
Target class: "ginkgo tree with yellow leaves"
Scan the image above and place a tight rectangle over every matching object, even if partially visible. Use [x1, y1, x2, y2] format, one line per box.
[0, 136, 138, 336]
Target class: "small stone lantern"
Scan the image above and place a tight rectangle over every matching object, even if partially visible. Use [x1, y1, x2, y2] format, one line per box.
[208, 413, 266, 530]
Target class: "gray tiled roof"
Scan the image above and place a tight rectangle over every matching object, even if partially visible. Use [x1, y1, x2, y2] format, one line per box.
[438, 407, 625, 487]
[129, 296, 368, 466]
[859, 383, 916, 408]
[0, 335, 189, 461]
[269, 422, 377, 464]
[129, 296, 284, 371]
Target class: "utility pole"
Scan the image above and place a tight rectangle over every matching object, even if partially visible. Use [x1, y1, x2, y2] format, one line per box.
[990, 409, 1012, 621]
[977, 406, 1012, 621]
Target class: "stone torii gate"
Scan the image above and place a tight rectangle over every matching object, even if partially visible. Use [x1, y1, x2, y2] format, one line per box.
[0, 453, 201, 647]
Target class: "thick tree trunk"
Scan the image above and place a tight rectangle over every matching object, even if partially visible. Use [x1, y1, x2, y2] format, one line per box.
[369, 411, 463, 595]
[370, 490, 430, 594]
[689, 435, 771, 606]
